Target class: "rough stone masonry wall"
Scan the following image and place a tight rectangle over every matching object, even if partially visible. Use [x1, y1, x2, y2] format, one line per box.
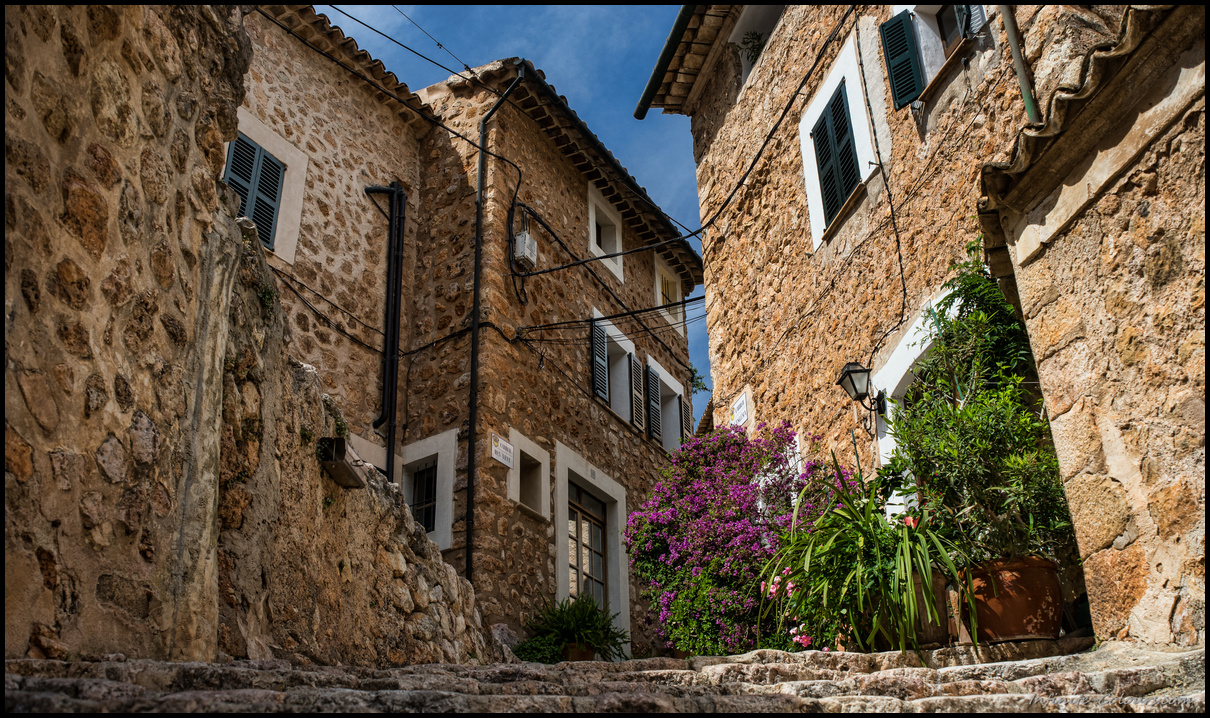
[1015, 97, 1206, 645]
[4, 4, 487, 666]
[418, 69, 693, 654]
[241, 11, 424, 444]
[692, 6, 1123, 468]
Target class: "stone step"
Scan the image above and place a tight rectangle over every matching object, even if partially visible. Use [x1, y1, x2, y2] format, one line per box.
[6, 644, 1204, 713]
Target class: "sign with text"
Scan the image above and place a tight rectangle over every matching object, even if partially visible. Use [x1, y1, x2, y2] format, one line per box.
[491, 433, 514, 468]
[730, 392, 748, 427]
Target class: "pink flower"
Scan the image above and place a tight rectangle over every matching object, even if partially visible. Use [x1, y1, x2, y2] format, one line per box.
[904, 516, 918, 529]
[822, 647, 830, 652]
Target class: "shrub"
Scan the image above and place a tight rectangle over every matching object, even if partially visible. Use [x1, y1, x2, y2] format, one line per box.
[624, 422, 842, 655]
[513, 593, 629, 662]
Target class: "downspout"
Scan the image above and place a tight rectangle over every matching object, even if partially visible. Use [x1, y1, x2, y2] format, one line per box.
[366, 182, 407, 486]
[467, 64, 525, 582]
[999, 6, 1042, 124]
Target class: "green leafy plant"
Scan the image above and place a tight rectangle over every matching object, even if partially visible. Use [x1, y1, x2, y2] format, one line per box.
[333, 415, 349, 439]
[513, 593, 629, 662]
[740, 30, 767, 65]
[512, 633, 564, 664]
[763, 450, 973, 653]
[688, 363, 711, 395]
[299, 427, 315, 445]
[256, 283, 277, 308]
[883, 242, 1077, 568]
[322, 496, 335, 509]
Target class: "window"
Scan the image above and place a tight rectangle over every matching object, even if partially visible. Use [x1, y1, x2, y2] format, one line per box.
[568, 481, 607, 604]
[883, 6, 989, 108]
[227, 107, 308, 264]
[728, 5, 787, 87]
[587, 183, 624, 282]
[797, 35, 881, 248]
[223, 133, 285, 250]
[554, 442, 630, 648]
[655, 256, 684, 331]
[507, 429, 551, 518]
[646, 356, 692, 453]
[811, 83, 863, 226]
[410, 459, 437, 533]
[590, 312, 643, 427]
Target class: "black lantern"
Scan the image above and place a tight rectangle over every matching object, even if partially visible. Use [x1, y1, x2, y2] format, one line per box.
[836, 362, 885, 415]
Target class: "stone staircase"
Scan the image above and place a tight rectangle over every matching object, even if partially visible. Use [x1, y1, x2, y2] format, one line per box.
[6, 639, 1203, 712]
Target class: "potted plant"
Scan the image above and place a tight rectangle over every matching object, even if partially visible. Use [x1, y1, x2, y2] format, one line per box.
[763, 452, 973, 653]
[883, 244, 1079, 643]
[512, 592, 629, 663]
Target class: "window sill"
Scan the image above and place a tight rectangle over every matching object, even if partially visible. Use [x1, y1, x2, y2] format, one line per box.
[819, 180, 868, 246]
[916, 37, 975, 107]
[514, 500, 549, 523]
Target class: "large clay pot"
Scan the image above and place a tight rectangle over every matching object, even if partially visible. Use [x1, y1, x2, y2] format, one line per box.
[960, 556, 1063, 643]
[873, 571, 951, 650]
[561, 643, 595, 661]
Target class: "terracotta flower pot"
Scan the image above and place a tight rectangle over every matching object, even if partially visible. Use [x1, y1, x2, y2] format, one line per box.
[561, 643, 596, 662]
[959, 556, 1063, 643]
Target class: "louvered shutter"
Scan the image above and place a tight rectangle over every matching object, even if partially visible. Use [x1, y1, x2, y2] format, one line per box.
[646, 367, 661, 443]
[222, 134, 285, 250]
[811, 112, 841, 225]
[629, 353, 645, 432]
[680, 395, 692, 442]
[955, 5, 971, 37]
[880, 11, 925, 110]
[967, 4, 987, 34]
[591, 322, 609, 401]
[813, 84, 862, 226]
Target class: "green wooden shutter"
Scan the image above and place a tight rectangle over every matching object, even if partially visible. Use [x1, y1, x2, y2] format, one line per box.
[680, 395, 692, 443]
[629, 353, 645, 432]
[813, 83, 862, 226]
[880, 10, 925, 109]
[591, 322, 609, 401]
[646, 367, 661, 443]
[222, 133, 285, 250]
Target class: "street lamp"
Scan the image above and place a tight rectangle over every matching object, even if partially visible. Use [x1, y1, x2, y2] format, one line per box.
[836, 362, 886, 415]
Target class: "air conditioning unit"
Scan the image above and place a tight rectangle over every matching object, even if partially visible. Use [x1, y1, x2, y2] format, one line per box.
[514, 230, 537, 271]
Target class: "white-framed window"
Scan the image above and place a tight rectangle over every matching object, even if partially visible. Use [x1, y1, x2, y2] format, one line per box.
[646, 356, 691, 454]
[798, 34, 881, 248]
[226, 107, 308, 264]
[589, 310, 644, 425]
[554, 441, 630, 652]
[728, 5, 787, 87]
[398, 428, 458, 551]
[654, 255, 684, 333]
[587, 183, 624, 282]
[883, 5, 990, 108]
[507, 429, 550, 519]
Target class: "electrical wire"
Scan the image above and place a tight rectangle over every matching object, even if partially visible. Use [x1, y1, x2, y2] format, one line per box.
[390, 5, 478, 78]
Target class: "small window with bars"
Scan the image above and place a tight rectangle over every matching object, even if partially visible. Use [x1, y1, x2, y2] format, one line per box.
[411, 460, 438, 534]
[222, 133, 285, 250]
[568, 481, 606, 606]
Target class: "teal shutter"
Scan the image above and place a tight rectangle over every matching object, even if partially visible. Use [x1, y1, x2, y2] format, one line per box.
[629, 353, 645, 432]
[812, 82, 862, 226]
[222, 133, 285, 250]
[591, 322, 609, 401]
[880, 10, 925, 109]
[646, 367, 661, 443]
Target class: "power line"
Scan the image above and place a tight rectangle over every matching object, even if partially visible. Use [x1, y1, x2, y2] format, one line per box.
[390, 5, 478, 78]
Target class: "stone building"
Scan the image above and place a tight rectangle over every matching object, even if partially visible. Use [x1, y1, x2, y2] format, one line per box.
[637, 5, 1203, 648]
[231, 8, 703, 652]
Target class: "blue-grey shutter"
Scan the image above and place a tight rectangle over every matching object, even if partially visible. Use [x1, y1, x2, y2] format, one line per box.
[591, 322, 609, 401]
[814, 83, 861, 226]
[629, 353, 645, 432]
[222, 134, 284, 250]
[880, 10, 925, 109]
[646, 367, 661, 443]
[967, 5, 987, 34]
[681, 395, 692, 443]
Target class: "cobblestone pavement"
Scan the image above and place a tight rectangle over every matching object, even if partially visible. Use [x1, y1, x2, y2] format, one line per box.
[5, 639, 1204, 712]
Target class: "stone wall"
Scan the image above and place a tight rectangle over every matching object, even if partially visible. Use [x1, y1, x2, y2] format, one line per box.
[416, 64, 695, 654]
[241, 10, 424, 446]
[5, 4, 487, 666]
[690, 5, 1122, 468]
[986, 8, 1205, 646]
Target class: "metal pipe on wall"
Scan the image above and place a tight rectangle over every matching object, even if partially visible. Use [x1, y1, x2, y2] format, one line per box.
[366, 182, 407, 486]
[999, 5, 1042, 124]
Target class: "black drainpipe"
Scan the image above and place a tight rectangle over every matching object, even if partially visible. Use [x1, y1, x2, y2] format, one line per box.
[366, 182, 407, 486]
[467, 64, 525, 583]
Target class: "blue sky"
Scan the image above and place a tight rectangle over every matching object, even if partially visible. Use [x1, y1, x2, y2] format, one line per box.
[315, 5, 714, 421]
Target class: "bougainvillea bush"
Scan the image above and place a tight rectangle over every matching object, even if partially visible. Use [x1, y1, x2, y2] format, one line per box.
[624, 422, 845, 656]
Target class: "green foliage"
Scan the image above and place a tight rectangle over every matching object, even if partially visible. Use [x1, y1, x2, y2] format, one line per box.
[512, 633, 565, 664]
[322, 496, 335, 509]
[333, 415, 349, 439]
[884, 242, 1077, 567]
[740, 30, 767, 65]
[688, 363, 711, 395]
[256, 283, 277, 308]
[521, 593, 629, 662]
[764, 453, 973, 653]
[299, 427, 315, 445]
